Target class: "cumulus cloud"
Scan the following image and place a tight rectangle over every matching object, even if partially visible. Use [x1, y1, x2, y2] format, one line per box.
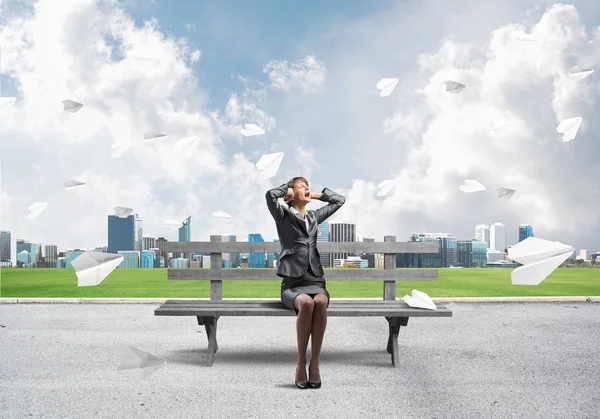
[262, 55, 327, 93]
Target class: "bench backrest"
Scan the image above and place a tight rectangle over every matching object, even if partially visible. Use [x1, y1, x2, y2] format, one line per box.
[167, 235, 439, 301]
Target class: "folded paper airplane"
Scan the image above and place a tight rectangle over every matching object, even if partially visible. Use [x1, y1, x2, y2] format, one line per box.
[71, 251, 123, 287]
[376, 78, 399, 97]
[507, 237, 574, 285]
[256, 152, 284, 179]
[403, 290, 437, 310]
[116, 345, 166, 379]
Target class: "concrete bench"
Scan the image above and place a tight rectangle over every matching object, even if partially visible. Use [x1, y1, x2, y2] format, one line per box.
[154, 236, 453, 367]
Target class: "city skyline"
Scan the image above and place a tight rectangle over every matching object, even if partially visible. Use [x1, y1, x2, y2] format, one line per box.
[1, 1, 599, 259]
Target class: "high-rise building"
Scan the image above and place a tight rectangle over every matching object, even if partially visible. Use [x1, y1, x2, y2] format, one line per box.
[317, 221, 330, 267]
[178, 216, 191, 259]
[143, 234, 156, 250]
[17, 250, 31, 266]
[16, 239, 32, 257]
[44, 245, 58, 267]
[329, 221, 356, 266]
[248, 233, 266, 268]
[457, 240, 488, 267]
[156, 237, 168, 259]
[475, 225, 490, 248]
[408, 233, 457, 268]
[518, 224, 534, 242]
[490, 223, 506, 253]
[108, 215, 135, 254]
[134, 214, 143, 252]
[0, 231, 11, 262]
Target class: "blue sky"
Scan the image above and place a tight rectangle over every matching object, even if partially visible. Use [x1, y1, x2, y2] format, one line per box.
[1, 0, 600, 258]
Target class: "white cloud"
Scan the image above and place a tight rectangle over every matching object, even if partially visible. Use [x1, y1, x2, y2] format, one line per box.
[262, 55, 327, 93]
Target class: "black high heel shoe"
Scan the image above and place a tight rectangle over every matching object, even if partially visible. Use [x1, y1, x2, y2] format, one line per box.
[295, 366, 309, 389]
[308, 364, 322, 389]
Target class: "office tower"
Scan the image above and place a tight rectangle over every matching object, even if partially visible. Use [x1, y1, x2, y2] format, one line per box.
[108, 215, 135, 254]
[156, 237, 168, 259]
[16, 239, 32, 256]
[30, 243, 42, 265]
[518, 224, 534, 242]
[0, 231, 11, 262]
[141, 250, 155, 268]
[248, 234, 266, 268]
[134, 214, 143, 252]
[475, 225, 490, 248]
[178, 216, 191, 259]
[409, 233, 457, 268]
[329, 221, 356, 266]
[44, 245, 58, 267]
[317, 221, 330, 267]
[457, 240, 488, 267]
[222, 234, 239, 268]
[118, 251, 140, 268]
[490, 223, 506, 253]
[143, 235, 156, 250]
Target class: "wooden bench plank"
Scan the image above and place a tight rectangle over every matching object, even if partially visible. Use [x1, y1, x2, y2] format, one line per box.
[168, 269, 438, 281]
[155, 306, 452, 317]
[167, 241, 439, 254]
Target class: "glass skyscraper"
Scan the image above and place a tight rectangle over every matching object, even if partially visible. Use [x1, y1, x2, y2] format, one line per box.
[248, 233, 265, 268]
[518, 224, 534, 242]
[0, 231, 11, 262]
[108, 215, 135, 254]
[178, 216, 191, 259]
[457, 240, 488, 267]
[317, 222, 330, 267]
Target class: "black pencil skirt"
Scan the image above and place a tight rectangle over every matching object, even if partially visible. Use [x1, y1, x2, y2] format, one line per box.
[280, 266, 330, 314]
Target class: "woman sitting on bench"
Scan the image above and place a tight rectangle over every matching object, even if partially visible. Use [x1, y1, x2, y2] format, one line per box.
[265, 177, 346, 389]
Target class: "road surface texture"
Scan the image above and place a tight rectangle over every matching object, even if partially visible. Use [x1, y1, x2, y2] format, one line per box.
[1, 302, 599, 418]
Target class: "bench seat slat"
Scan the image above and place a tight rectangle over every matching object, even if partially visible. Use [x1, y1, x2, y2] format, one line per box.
[154, 301, 452, 317]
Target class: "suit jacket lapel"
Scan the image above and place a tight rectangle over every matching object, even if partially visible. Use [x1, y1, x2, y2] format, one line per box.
[289, 207, 309, 236]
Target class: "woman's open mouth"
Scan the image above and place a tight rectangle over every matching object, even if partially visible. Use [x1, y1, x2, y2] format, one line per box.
[304, 192, 310, 198]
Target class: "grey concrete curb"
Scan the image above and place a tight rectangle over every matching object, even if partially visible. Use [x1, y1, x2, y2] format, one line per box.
[0, 296, 598, 304]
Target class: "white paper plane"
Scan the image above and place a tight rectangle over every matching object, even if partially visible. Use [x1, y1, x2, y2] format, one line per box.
[556, 117, 582, 142]
[114, 206, 133, 218]
[212, 211, 232, 220]
[0, 97, 16, 109]
[110, 141, 132, 158]
[445, 80, 466, 94]
[513, 30, 535, 41]
[71, 251, 124, 287]
[116, 345, 166, 379]
[497, 187, 516, 199]
[143, 132, 167, 141]
[256, 152, 284, 179]
[63, 99, 83, 113]
[507, 237, 574, 285]
[568, 66, 594, 81]
[64, 179, 86, 190]
[376, 78, 399, 97]
[27, 202, 49, 219]
[174, 136, 199, 156]
[459, 179, 486, 193]
[240, 124, 265, 137]
[376, 180, 397, 197]
[403, 290, 437, 310]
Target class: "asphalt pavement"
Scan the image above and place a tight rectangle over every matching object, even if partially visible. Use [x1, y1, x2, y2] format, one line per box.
[1, 302, 599, 419]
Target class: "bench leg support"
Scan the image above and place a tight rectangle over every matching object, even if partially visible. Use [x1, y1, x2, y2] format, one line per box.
[385, 317, 409, 367]
[198, 316, 219, 366]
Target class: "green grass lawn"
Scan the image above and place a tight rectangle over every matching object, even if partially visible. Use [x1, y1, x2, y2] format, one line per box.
[1, 268, 599, 298]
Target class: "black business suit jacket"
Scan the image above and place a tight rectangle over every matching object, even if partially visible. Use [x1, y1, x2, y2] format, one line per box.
[265, 183, 346, 278]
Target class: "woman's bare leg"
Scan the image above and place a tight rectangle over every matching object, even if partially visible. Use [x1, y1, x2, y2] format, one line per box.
[294, 294, 314, 382]
[309, 293, 328, 382]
